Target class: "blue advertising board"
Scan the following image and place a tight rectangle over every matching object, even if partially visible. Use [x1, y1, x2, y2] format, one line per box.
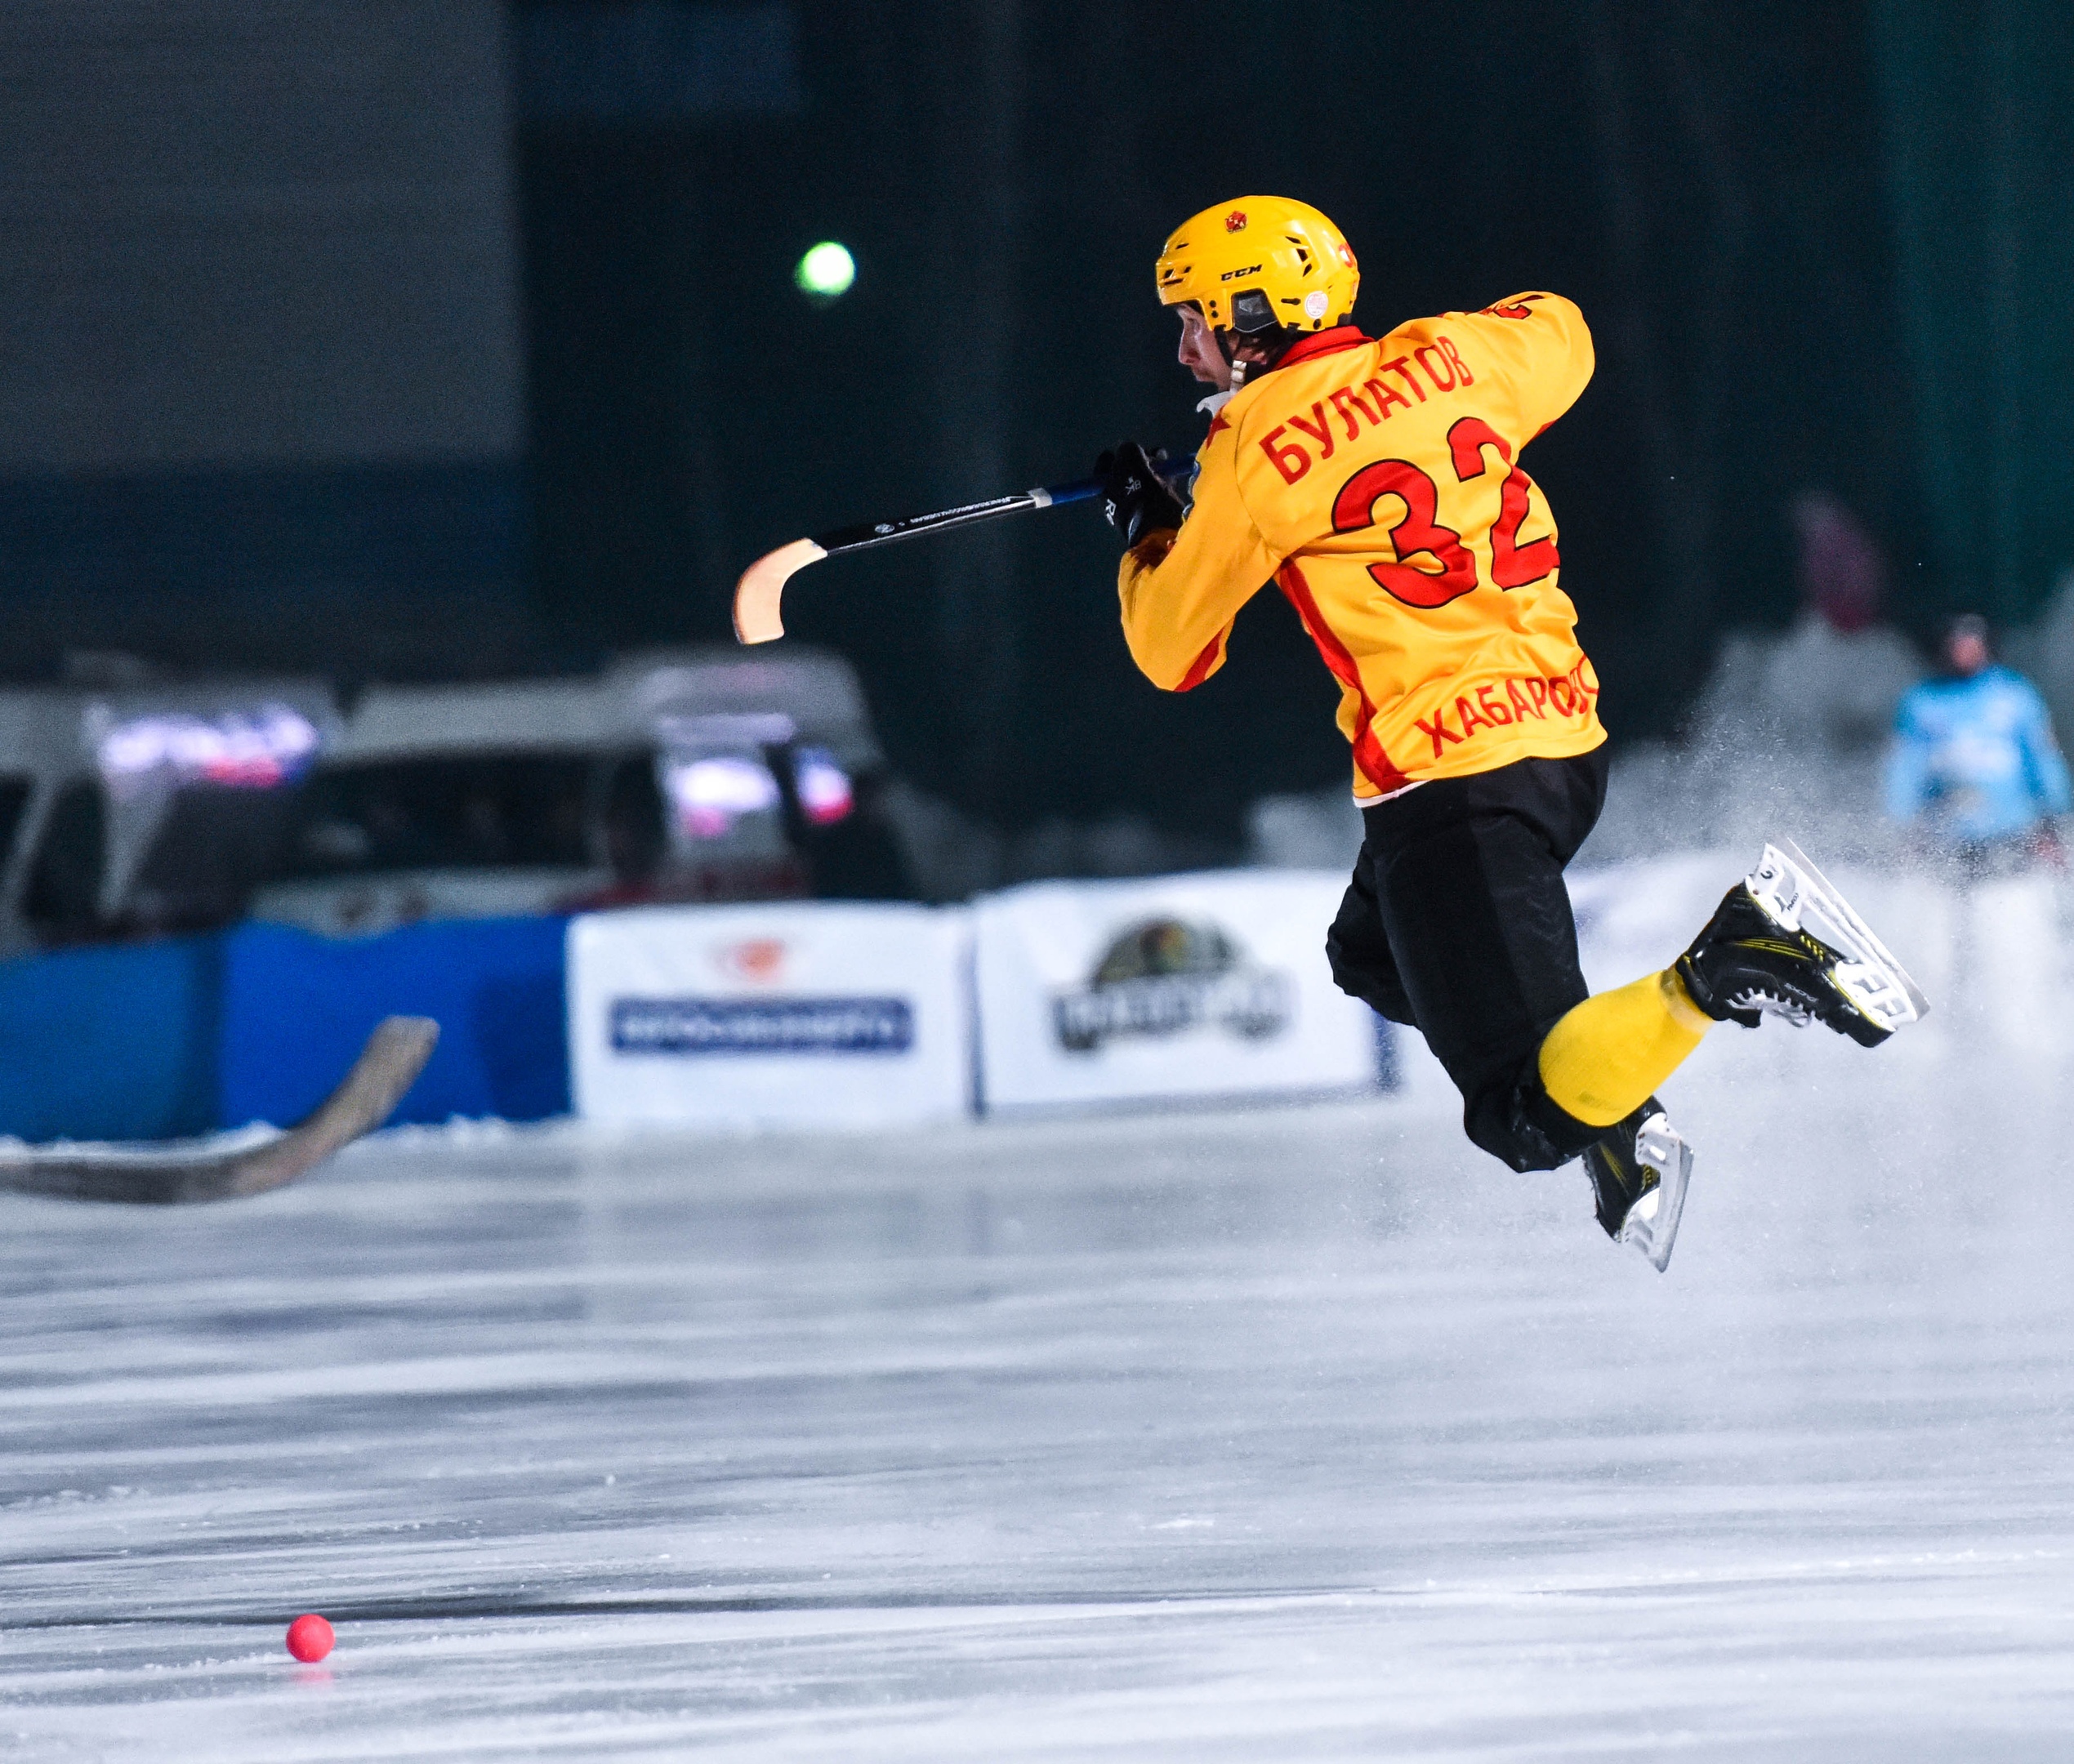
[219, 917, 569, 1129]
[0, 936, 220, 1142]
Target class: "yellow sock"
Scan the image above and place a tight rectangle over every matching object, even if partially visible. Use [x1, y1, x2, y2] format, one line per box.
[1537, 970, 1711, 1129]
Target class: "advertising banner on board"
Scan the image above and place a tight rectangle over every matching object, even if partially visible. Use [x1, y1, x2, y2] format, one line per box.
[568, 902, 972, 1129]
[973, 871, 1385, 1111]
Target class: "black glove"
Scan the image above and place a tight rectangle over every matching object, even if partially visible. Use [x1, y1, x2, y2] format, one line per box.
[1095, 442, 1184, 547]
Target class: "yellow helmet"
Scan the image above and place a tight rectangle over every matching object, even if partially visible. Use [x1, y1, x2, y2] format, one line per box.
[1155, 196, 1359, 334]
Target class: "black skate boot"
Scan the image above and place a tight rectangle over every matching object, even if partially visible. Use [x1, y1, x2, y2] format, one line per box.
[1583, 1098, 1693, 1272]
[1675, 840, 1928, 1047]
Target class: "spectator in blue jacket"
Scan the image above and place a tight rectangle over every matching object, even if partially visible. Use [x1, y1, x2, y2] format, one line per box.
[1886, 614, 2072, 869]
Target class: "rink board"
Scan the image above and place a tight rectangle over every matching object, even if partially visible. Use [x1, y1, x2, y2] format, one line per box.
[0, 933, 218, 1140]
[568, 902, 972, 1129]
[221, 916, 568, 1128]
[974, 870, 1382, 1111]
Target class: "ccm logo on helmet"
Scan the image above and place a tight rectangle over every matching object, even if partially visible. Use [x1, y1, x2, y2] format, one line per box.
[1219, 263, 1263, 282]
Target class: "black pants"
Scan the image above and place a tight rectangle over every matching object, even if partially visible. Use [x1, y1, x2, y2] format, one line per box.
[1327, 750, 1610, 1172]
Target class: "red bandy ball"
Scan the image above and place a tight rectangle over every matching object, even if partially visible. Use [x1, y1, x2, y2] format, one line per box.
[285, 1613, 335, 1663]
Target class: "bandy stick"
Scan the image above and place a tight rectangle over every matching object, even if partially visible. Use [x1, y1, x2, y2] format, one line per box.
[733, 457, 1193, 644]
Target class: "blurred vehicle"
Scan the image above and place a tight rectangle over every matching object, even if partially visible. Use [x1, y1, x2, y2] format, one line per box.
[250, 646, 913, 938]
[0, 679, 338, 955]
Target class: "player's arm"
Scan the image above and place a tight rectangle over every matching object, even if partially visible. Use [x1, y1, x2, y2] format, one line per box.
[1112, 430, 1281, 692]
[2017, 684, 2073, 815]
[1884, 693, 1935, 823]
[1452, 292, 1595, 442]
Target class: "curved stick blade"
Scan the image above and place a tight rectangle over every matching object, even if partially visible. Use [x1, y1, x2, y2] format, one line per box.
[0, 1015, 440, 1205]
[732, 538, 826, 644]
[209, 1015, 441, 1201]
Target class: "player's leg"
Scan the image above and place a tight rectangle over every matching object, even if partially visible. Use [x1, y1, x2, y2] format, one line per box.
[1325, 844, 1417, 1030]
[1534, 839, 1925, 1266]
[1535, 965, 1710, 1129]
[1541, 844, 1925, 1118]
[1541, 841, 1929, 1114]
[1361, 752, 1614, 1174]
[1530, 969, 1709, 1271]
[1543, 842, 1928, 1126]
[1354, 751, 1698, 1267]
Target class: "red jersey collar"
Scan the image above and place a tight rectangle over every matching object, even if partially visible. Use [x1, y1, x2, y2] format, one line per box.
[1271, 325, 1370, 369]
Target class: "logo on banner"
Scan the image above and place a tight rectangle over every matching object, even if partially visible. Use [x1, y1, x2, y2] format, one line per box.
[1051, 918, 1292, 1054]
[713, 938, 787, 983]
[611, 996, 914, 1056]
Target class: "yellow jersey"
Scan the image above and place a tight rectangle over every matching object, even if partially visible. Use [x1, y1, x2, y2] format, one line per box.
[1117, 292, 1604, 800]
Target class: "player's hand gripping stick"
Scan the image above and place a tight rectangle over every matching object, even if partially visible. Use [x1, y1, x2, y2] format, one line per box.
[732, 453, 1195, 644]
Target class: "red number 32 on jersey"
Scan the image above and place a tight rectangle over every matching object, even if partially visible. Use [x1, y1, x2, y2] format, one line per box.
[1330, 416, 1560, 609]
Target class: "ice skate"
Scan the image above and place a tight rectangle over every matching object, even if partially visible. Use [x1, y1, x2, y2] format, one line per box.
[1676, 839, 1928, 1046]
[1582, 1098, 1693, 1272]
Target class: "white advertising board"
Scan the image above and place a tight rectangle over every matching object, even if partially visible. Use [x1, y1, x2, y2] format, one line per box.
[568, 902, 972, 1129]
[973, 871, 1384, 1111]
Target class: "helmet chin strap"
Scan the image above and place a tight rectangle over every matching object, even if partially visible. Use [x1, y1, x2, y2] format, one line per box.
[1216, 322, 1304, 390]
[1214, 328, 1250, 392]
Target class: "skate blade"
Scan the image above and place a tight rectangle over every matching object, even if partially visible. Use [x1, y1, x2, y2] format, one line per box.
[1618, 1113, 1693, 1273]
[1747, 839, 1929, 1036]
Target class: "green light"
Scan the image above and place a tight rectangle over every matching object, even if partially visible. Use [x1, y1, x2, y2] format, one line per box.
[795, 241, 855, 299]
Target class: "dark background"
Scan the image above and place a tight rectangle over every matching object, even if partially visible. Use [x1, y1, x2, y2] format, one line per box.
[6, 0, 2073, 852]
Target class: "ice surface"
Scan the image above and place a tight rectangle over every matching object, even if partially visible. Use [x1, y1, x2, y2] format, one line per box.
[6, 893, 2074, 1757]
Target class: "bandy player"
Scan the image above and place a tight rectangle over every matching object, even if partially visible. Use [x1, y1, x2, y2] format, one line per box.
[1095, 196, 1925, 1269]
